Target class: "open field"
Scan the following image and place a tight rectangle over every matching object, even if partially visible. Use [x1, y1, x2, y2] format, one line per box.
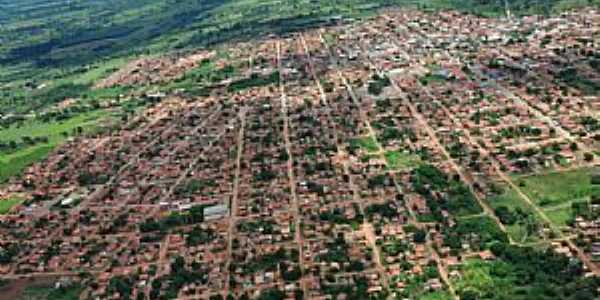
[351, 135, 380, 153]
[0, 109, 116, 183]
[487, 184, 542, 243]
[0, 110, 108, 143]
[419, 291, 454, 300]
[385, 150, 422, 170]
[0, 145, 56, 184]
[17, 283, 82, 300]
[0, 197, 24, 215]
[515, 168, 600, 208]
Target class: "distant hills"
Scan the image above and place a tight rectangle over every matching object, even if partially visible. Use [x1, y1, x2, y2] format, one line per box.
[0, 0, 597, 72]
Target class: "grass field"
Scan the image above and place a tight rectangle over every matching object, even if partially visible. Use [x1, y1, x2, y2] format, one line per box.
[0, 145, 56, 183]
[488, 167, 600, 239]
[18, 284, 82, 300]
[544, 206, 572, 227]
[0, 109, 114, 183]
[418, 291, 453, 300]
[487, 185, 541, 243]
[515, 168, 600, 207]
[0, 110, 108, 143]
[350, 135, 380, 153]
[0, 197, 24, 214]
[384, 150, 422, 170]
[452, 259, 516, 299]
[514, 168, 600, 227]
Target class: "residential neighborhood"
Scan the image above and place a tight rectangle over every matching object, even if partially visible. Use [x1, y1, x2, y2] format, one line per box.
[0, 7, 598, 300]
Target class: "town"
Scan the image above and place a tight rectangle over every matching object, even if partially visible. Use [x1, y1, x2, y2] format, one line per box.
[0, 7, 598, 300]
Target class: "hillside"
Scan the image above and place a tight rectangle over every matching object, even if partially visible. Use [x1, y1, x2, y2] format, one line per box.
[1, 0, 597, 70]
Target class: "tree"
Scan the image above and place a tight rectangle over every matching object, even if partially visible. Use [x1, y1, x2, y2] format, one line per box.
[495, 206, 517, 225]
[413, 229, 427, 244]
[570, 142, 578, 151]
[460, 290, 479, 300]
[189, 205, 204, 223]
[525, 215, 539, 237]
[259, 288, 286, 300]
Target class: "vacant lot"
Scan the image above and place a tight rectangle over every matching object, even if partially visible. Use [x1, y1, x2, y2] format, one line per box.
[385, 150, 422, 170]
[516, 168, 600, 207]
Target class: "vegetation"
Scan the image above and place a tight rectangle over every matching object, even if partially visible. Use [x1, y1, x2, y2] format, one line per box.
[238, 247, 294, 275]
[557, 66, 599, 95]
[0, 108, 118, 183]
[516, 168, 600, 208]
[175, 179, 217, 197]
[0, 197, 24, 214]
[452, 244, 600, 300]
[349, 135, 379, 153]
[444, 216, 508, 250]
[411, 164, 482, 219]
[365, 201, 399, 220]
[139, 205, 205, 233]
[367, 74, 391, 95]
[186, 226, 216, 246]
[228, 71, 279, 92]
[319, 205, 364, 226]
[0, 145, 55, 183]
[419, 73, 448, 85]
[17, 282, 82, 300]
[490, 168, 600, 238]
[384, 150, 422, 170]
[150, 256, 207, 299]
[488, 183, 544, 242]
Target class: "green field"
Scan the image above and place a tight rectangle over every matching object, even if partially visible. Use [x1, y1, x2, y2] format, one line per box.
[384, 150, 422, 170]
[17, 283, 82, 300]
[0, 145, 56, 183]
[0, 197, 24, 214]
[0, 110, 108, 143]
[0, 109, 113, 183]
[515, 168, 600, 227]
[488, 184, 543, 243]
[452, 259, 513, 297]
[418, 291, 453, 300]
[544, 206, 572, 227]
[515, 168, 600, 208]
[487, 168, 600, 240]
[350, 135, 380, 153]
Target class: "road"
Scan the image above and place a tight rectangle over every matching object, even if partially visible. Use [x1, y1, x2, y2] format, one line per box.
[277, 40, 309, 297]
[223, 105, 246, 297]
